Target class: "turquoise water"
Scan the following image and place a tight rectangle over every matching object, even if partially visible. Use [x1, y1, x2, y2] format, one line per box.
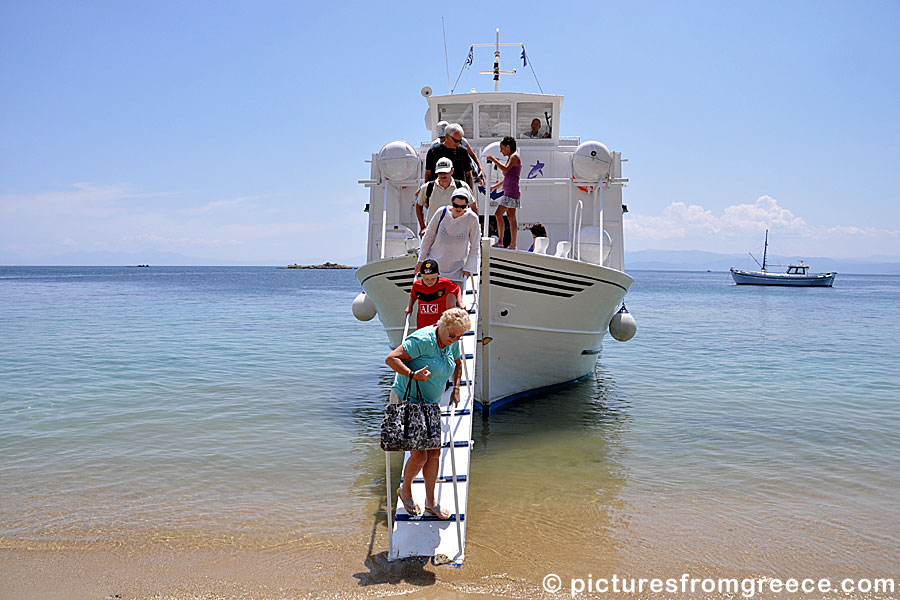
[1, 267, 898, 580]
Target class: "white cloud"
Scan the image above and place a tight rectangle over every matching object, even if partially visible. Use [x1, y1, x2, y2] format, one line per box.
[719, 195, 808, 232]
[217, 222, 330, 237]
[186, 194, 278, 215]
[0, 183, 172, 218]
[627, 195, 898, 241]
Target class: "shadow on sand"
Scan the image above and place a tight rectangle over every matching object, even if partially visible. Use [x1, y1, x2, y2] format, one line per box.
[352, 500, 446, 589]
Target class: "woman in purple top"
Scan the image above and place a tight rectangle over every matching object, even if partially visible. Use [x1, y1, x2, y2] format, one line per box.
[487, 136, 522, 249]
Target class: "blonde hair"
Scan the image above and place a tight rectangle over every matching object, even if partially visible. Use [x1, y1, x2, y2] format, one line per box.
[437, 307, 470, 333]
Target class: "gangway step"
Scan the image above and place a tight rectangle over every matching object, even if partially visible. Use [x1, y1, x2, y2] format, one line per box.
[403, 474, 468, 484]
[395, 513, 466, 522]
[441, 408, 471, 416]
[387, 273, 478, 565]
[442, 440, 472, 448]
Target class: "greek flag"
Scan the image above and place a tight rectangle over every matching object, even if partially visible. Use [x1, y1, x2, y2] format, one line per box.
[466, 46, 473, 66]
[521, 48, 527, 67]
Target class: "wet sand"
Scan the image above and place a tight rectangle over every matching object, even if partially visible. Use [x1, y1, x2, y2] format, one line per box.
[3, 485, 896, 600]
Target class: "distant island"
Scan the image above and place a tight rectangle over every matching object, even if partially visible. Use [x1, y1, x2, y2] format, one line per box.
[278, 262, 354, 269]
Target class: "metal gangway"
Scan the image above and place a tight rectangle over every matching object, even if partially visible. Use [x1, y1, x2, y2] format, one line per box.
[384, 274, 478, 566]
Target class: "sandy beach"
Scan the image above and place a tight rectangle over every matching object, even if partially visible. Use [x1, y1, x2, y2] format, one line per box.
[4, 484, 896, 600]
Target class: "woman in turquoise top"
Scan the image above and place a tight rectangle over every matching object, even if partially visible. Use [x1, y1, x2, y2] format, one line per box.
[384, 307, 470, 519]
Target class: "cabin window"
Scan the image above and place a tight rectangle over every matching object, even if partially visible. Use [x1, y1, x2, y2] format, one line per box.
[517, 102, 554, 139]
[437, 103, 474, 139]
[477, 104, 512, 139]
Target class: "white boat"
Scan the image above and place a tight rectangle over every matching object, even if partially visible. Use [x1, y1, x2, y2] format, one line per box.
[352, 32, 636, 412]
[730, 230, 837, 287]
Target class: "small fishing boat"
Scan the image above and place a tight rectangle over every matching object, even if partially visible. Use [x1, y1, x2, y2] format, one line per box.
[730, 230, 836, 287]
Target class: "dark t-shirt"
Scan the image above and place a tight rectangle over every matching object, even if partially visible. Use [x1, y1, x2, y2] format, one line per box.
[424, 144, 473, 182]
[411, 277, 460, 329]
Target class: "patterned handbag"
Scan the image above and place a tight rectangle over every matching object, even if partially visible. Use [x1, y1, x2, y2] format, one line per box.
[380, 379, 442, 451]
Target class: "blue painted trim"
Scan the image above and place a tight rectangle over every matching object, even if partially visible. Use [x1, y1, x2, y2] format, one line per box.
[581, 348, 602, 355]
[441, 409, 471, 416]
[442, 440, 471, 448]
[395, 513, 465, 522]
[474, 373, 593, 413]
[402, 475, 468, 483]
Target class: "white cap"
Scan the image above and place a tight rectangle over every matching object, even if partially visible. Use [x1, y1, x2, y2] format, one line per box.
[434, 157, 453, 173]
[451, 188, 471, 203]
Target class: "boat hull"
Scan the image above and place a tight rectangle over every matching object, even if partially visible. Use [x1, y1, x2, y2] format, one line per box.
[356, 246, 633, 410]
[730, 268, 836, 287]
[477, 248, 631, 409]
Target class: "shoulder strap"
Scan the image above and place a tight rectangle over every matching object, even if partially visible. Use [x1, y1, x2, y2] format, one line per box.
[437, 206, 449, 229]
[426, 178, 464, 206]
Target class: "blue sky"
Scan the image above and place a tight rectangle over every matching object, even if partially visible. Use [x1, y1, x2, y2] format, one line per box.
[2, 0, 898, 265]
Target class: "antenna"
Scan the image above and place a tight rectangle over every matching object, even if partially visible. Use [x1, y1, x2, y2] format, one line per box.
[477, 29, 517, 91]
[442, 17, 451, 94]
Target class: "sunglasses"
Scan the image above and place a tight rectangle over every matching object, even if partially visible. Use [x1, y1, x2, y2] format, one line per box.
[451, 202, 468, 209]
[449, 136, 463, 144]
[447, 332, 466, 340]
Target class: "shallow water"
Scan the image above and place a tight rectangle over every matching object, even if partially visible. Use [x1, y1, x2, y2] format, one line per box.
[1, 267, 898, 597]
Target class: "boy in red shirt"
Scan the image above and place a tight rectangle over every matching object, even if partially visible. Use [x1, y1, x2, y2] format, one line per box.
[405, 259, 464, 330]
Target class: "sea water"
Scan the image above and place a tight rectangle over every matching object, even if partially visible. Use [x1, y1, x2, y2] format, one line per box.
[1, 267, 898, 595]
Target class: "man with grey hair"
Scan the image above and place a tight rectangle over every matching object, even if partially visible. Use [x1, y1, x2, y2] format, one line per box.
[425, 123, 475, 190]
[432, 121, 484, 183]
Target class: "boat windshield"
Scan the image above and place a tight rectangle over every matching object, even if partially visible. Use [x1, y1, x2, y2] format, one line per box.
[478, 103, 512, 138]
[437, 103, 474, 138]
[517, 101, 553, 138]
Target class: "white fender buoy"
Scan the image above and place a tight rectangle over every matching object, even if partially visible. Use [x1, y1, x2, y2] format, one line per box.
[352, 292, 377, 321]
[377, 141, 419, 181]
[572, 141, 613, 180]
[609, 304, 636, 342]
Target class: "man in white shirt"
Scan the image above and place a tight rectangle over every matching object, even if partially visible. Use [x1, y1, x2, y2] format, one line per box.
[415, 157, 475, 236]
[524, 118, 550, 138]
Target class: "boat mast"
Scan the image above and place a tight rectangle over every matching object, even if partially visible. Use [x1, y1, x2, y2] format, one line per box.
[762, 229, 769, 272]
[478, 29, 516, 91]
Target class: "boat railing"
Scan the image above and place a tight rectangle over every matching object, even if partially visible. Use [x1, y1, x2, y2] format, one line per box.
[360, 169, 626, 263]
[573, 199, 584, 261]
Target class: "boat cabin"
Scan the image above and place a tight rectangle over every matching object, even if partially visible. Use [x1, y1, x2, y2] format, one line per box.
[786, 264, 810, 275]
[425, 92, 565, 144]
[361, 87, 627, 273]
